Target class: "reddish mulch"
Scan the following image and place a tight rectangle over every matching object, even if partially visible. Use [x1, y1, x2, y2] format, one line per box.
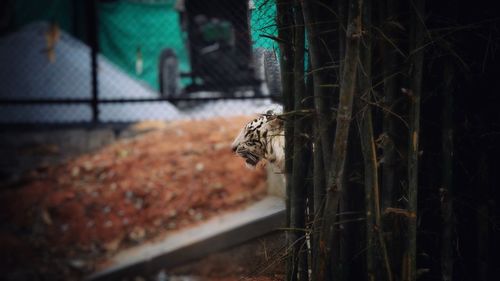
[0, 117, 267, 279]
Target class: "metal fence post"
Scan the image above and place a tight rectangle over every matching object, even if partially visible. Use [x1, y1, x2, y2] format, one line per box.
[87, 0, 99, 123]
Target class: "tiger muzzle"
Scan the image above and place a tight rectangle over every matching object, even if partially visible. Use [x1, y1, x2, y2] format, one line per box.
[234, 147, 260, 166]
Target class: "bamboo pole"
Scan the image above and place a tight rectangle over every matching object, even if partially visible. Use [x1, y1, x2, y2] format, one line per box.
[316, 0, 363, 279]
[338, 0, 347, 77]
[312, 110, 325, 281]
[358, 2, 393, 279]
[276, 1, 295, 280]
[381, 0, 399, 211]
[301, 0, 334, 177]
[359, 100, 395, 281]
[301, 2, 334, 278]
[358, 2, 375, 279]
[440, 60, 454, 281]
[291, 1, 310, 280]
[407, 0, 425, 280]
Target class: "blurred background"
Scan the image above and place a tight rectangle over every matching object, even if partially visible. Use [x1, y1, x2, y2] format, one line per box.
[0, 0, 281, 123]
[0, 1, 285, 280]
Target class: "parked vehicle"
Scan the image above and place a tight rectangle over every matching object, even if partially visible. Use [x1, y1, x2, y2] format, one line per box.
[159, 0, 281, 101]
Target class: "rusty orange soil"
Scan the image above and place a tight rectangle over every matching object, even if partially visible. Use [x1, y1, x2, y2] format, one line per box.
[0, 116, 269, 279]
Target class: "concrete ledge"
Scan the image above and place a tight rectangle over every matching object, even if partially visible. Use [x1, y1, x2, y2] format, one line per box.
[86, 196, 285, 281]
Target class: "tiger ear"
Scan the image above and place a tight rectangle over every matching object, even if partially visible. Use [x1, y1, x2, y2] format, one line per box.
[265, 109, 274, 115]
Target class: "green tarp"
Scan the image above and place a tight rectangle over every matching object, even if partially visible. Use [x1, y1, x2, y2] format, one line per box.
[251, 0, 279, 51]
[98, 0, 190, 90]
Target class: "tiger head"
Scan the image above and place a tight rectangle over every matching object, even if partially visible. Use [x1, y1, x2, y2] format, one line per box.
[231, 111, 284, 171]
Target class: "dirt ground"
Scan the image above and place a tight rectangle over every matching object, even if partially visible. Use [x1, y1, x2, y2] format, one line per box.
[0, 116, 277, 280]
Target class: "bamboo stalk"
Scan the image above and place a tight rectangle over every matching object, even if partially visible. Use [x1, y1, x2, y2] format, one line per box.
[316, 0, 363, 279]
[358, 86, 395, 281]
[439, 5, 456, 281]
[363, 127, 375, 281]
[276, 1, 295, 280]
[379, 2, 404, 278]
[359, 101, 396, 281]
[301, 0, 334, 178]
[301, 2, 334, 278]
[291, 1, 310, 280]
[358, 2, 375, 280]
[381, 0, 399, 212]
[440, 60, 454, 281]
[312, 108, 325, 281]
[358, 2, 394, 279]
[407, 0, 425, 280]
[334, 1, 348, 277]
[338, 0, 347, 77]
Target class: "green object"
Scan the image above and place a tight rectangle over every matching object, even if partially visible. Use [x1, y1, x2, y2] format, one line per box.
[251, 0, 279, 51]
[251, 0, 308, 69]
[98, 0, 190, 90]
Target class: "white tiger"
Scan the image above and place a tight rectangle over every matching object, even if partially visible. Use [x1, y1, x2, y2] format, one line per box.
[231, 110, 285, 172]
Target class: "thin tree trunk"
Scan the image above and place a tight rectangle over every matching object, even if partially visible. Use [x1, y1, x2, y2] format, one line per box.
[440, 60, 454, 281]
[316, 0, 363, 279]
[406, 0, 425, 280]
[301, 2, 334, 279]
[381, 0, 399, 212]
[338, 0, 347, 77]
[379, 1, 404, 278]
[302, 0, 333, 178]
[291, 1, 309, 280]
[362, 120, 376, 281]
[359, 101, 394, 281]
[358, 2, 393, 280]
[304, 56, 316, 202]
[276, 1, 295, 280]
[313, 131, 326, 216]
[358, 2, 375, 279]
[312, 109, 326, 281]
[305, 60, 315, 281]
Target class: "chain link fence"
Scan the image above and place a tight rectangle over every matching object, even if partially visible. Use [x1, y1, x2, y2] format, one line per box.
[0, 0, 281, 124]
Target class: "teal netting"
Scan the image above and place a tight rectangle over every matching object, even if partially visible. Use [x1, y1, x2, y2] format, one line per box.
[98, 1, 190, 90]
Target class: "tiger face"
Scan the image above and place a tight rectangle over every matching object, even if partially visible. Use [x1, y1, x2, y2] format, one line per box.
[231, 112, 284, 171]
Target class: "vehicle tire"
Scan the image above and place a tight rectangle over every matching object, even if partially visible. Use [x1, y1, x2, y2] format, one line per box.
[263, 49, 282, 101]
[253, 48, 281, 101]
[159, 49, 180, 98]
